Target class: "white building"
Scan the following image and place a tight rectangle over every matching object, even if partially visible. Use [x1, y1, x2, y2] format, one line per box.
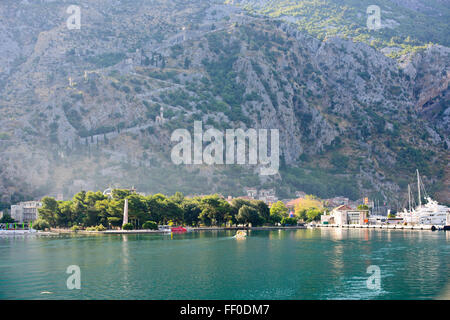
[321, 205, 368, 225]
[259, 195, 278, 206]
[10, 201, 42, 223]
[259, 189, 276, 198]
[245, 188, 258, 199]
[243, 188, 278, 204]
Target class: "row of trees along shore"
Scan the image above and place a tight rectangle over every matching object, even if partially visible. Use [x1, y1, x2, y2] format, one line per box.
[34, 190, 329, 230]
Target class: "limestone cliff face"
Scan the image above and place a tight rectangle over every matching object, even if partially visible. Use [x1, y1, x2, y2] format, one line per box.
[399, 46, 450, 135]
[0, 1, 448, 205]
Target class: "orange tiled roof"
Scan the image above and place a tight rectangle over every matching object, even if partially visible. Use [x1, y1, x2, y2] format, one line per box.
[333, 204, 353, 211]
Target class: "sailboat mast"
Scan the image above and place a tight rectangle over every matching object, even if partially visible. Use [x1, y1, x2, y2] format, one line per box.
[417, 169, 421, 207]
[408, 184, 411, 212]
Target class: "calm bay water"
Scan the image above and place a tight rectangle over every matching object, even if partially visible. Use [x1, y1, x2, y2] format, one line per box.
[0, 228, 449, 300]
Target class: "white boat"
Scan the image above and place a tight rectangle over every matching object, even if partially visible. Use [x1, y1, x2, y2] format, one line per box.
[234, 230, 247, 239]
[158, 225, 172, 233]
[400, 197, 450, 226]
[398, 170, 450, 226]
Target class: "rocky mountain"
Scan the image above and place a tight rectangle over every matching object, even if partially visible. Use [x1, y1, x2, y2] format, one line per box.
[231, 0, 450, 56]
[0, 0, 448, 208]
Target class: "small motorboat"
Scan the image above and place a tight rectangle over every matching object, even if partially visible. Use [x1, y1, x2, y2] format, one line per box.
[234, 230, 247, 239]
[158, 225, 172, 233]
[171, 226, 187, 233]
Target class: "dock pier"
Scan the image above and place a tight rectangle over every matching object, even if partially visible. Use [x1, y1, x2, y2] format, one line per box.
[316, 224, 448, 231]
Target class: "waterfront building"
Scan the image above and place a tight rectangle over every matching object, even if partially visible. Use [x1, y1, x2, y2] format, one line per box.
[10, 201, 42, 223]
[321, 205, 369, 225]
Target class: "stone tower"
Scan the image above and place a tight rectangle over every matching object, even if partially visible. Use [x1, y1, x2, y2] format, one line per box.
[123, 198, 129, 226]
[156, 106, 165, 124]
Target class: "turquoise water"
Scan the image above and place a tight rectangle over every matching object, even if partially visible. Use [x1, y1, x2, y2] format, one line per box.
[0, 229, 449, 300]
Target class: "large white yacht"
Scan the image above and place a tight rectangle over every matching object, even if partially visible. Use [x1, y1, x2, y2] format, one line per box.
[399, 170, 450, 226]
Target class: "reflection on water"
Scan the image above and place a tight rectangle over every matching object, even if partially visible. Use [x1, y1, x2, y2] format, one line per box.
[0, 229, 448, 300]
[439, 283, 450, 300]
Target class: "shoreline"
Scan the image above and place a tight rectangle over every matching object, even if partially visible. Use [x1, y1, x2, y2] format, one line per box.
[3, 224, 447, 236]
[317, 224, 449, 231]
[46, 225, 307, 235]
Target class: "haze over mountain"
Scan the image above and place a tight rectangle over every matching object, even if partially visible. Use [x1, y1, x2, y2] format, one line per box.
[0, 0, 448, 209]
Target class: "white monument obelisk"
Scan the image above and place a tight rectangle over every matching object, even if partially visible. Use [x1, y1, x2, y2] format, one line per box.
[123, 198, 129, 226]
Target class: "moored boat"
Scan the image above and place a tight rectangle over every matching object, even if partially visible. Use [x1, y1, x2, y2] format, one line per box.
[171, 226, 187, 233]
[158, 225, 172, 233]
[398, 170, 450, 226]
[158, 225, 188, 233]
